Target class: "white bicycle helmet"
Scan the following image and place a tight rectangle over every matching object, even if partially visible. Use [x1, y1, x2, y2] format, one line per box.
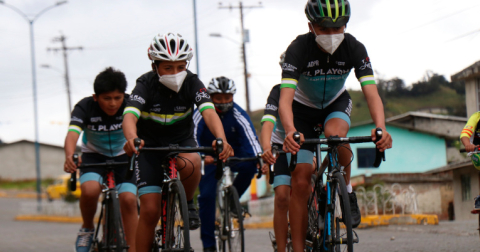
[148, 32, 193, 61]
[207, 76, 237, 95]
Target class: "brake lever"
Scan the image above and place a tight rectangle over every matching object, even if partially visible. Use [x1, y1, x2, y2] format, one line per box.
[373, 128, 385, 167]
[256, 152, 264, 179]
[288, 132, 300, 172]
[126, 138, 141, 180]
[70, 154, 78, 192]
[200, 153, 206, 176]
[215, 138, 225, 180]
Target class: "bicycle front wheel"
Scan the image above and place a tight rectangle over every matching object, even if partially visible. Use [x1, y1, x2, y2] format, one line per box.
[164, 180, 191, 252]
[104, 191, 128, 252]
[330, 172, 353, 252]
[221, 186, 245, 252]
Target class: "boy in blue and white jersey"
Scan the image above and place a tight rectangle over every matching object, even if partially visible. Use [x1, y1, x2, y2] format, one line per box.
[64, 67, 138, 252]
[193, 76, 261, 252]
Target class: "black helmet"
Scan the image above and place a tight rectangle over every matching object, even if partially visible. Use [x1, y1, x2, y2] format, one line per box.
[305, 0, 350, 28]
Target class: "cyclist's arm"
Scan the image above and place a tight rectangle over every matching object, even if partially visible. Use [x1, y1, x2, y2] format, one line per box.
[460, 112, 480, 152]
[260, 121, 275, 165]
[64, 131, 80, 173]
[122, 113, 142, 156]
[234, 106, 262, 156]
[362, 84, 392, 152]
[201, 108, 234, 161]
[279, 87, 301, 154]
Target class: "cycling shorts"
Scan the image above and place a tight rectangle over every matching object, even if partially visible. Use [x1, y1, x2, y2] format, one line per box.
[79, 153, 137, 195]
[136, 137, 198, 197]
[272, 143, 291, 188]
[288, 91, 352, 164]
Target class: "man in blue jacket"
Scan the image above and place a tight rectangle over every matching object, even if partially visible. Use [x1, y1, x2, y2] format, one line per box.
[193, 76, 262, 252]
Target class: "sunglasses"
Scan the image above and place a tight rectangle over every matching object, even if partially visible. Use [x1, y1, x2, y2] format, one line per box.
[313, 16, 349, 28]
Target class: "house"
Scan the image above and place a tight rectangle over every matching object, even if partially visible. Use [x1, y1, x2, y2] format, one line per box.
[421, 60, 480, 221]
[348, 112, 467, 220]
[0, 140, 74, 180]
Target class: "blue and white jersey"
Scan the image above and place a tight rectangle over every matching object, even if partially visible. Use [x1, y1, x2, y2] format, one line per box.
[193, 102, 261, 158]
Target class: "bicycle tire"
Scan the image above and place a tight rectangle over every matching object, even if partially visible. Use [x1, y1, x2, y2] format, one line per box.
[222, 186, 244, 252]
[306, 175, 319, 252]
[329, 172, 353, 252]
[104, 191, 128, 252]
[164, 180, 191, 252]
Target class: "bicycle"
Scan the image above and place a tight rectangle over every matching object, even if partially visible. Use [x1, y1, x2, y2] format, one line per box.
[203, 154, 264, 252]
[128, 138, 224, 252]
[460, 147, 480, 240]
[69, 154, 130, 252]
[290, 127, 385, 252]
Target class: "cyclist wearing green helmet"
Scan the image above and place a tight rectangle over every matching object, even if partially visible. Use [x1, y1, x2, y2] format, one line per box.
[460, 112, 480, 211]
[279, 0, 392, 251]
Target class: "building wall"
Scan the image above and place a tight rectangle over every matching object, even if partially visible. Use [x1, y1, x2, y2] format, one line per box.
[0, 142, 65, 180]
[348, 125, 447, 177]
[452, 167, 480, 220]
[465, 79, 477, 117]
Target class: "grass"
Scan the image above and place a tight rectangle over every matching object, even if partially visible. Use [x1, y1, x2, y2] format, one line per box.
[0, 178, 54, 191]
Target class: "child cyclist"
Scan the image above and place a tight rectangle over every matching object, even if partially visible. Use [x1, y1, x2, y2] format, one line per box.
[460, 111, 480, 210]
[63, 67, 138, 252]
[193, 76, 262, 252]
[122, 32, 233, 252]
[279, 1, 392, 251]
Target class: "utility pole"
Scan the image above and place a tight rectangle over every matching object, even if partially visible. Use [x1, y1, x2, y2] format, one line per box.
[47, 33, 82, 114]
[193, 0, 200, 78]
[219, 1, 263, 115]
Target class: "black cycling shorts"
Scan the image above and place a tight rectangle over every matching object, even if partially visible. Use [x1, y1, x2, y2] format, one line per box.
[293, 90, 352, 153]
[136, 137, 198, 196]
[272, 143, 291, 188]
[79, 153, 136, 195]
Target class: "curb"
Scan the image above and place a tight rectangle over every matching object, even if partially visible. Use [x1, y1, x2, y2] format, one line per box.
[0, 191, 46, 199]
[15, 215, 85, 223]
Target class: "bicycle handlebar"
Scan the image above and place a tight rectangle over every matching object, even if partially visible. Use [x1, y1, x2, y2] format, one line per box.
[291, 128, 386, 170]
[126, 138, 224, 180]
[211, 153, 264, 180]
[69, 154, 129, 192]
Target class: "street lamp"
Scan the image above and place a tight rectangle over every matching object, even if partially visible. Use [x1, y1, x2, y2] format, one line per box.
[0, 1, 67, 209]
[209, 32, 251, 115]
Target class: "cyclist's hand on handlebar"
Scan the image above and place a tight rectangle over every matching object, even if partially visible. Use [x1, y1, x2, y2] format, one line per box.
[371, 128, 392, 152]
[465, 143, 478, 153]
[283, 131, 304, 154]
[212, 139, 234, 162]
[205, 155, 215, 165]
[64, 155, 81, 173]
[261, 148, 276, 165]
[124, 138, 144, 156]
[261, 163, 269, 174]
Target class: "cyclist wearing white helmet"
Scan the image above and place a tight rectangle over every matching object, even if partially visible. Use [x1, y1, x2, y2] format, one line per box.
[460, 112, 480, 211]
[279, 0, 392, 251]
[193, 76, 261, 252]
[123, 32, 234, 252]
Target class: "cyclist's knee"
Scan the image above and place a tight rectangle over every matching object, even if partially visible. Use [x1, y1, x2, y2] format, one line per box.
[275, 193, 290, 211]
[139, 194, 162, 221]
[80, 181, 101, 199]
[119, 193, 138, 212]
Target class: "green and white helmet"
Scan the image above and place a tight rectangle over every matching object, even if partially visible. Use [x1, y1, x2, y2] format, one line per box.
[305, 0, 351, 28]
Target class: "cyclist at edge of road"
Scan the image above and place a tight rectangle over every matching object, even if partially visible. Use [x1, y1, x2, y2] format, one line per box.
[278, 0, 393, 251]
[63, 67, 138, 252]
[122, 32, 233, 252]
[193, 76, 262, 252]
[460, 111, 480, 210]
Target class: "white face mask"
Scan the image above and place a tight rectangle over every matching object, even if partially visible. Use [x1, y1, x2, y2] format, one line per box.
[158, 71, 187, 93]
[315, 33, 345, 55]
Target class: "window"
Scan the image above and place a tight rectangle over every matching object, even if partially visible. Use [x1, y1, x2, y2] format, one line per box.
[461, 174, 471, 201]
[357, 148, 377, 168]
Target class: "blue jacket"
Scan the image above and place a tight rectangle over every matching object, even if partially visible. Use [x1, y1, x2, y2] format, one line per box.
[193, 102, 262, 158]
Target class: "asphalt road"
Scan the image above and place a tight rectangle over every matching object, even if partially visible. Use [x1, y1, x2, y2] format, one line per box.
[1, 197, 479, 252]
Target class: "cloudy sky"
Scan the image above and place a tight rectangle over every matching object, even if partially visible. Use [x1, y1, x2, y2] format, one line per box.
[1, 0, 479, 146]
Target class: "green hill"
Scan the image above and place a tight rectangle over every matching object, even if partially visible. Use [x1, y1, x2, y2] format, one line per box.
[249, 85, 465, 133]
